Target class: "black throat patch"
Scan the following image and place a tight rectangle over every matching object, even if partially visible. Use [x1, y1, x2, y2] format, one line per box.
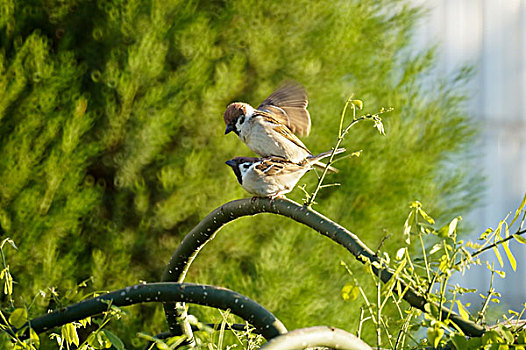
[234, 116, 245, 136]
[231, 165, 243, 184]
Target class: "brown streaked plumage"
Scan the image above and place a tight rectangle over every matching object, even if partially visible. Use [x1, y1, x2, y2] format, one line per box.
[257, 82, 311, 135]
[225, 148, 345, 198]
[223, 83, 313, 163]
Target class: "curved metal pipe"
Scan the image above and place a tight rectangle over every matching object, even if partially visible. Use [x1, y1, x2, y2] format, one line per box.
[21, 282, 286, 340]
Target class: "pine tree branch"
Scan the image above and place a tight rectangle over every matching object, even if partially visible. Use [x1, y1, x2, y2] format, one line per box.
[16, 282, 286, 341]
[162, 197, 486, 338]
[259, 326, 372, 350]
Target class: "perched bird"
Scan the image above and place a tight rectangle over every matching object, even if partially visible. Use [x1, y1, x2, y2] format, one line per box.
[225, 148, 345, 198]
[223, 83, 313, 163]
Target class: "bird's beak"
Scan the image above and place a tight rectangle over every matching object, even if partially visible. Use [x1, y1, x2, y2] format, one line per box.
[225, 160, 236, 167]
[224, 125, 233, 135]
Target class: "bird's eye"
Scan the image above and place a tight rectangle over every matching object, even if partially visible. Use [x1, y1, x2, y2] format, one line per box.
[242, 164, 249, 169]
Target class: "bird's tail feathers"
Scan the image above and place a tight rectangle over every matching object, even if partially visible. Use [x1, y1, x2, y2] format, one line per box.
[308, 148, 346, 162]
[312, 161, 339, 173]
[307, 148, 346, 173]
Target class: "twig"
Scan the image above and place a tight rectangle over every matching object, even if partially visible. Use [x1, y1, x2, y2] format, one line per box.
[477, 270, 496, 324]
[306, 101, 363, 207]
[469, 228, 526, 261]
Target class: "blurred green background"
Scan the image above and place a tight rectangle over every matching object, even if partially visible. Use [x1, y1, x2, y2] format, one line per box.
[0, 0, 480, 348]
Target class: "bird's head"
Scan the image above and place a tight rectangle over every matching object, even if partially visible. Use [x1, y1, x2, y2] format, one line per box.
[225, 157, 258, 184]
[223, 102, 254, 135]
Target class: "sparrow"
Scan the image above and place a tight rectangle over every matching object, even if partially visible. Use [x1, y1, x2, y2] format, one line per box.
[223, 83, 313, 163]
[225, 148, 345, 198]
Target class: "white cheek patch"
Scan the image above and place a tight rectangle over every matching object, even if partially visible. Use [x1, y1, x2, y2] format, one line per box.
[236, 116, 245, 131]
[240, 163, 252, 177]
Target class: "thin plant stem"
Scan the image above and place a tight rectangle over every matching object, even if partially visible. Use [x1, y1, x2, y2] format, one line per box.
[449, 227, 526, 273]
[306, 108, 363, 207]
[376, 269, 382, 349]
[218, 309, 245, 347]
[338, 95, 354, 137]
[357, 307, 366, 338]
[438, 273, 450, 323]
[394, 309, 415, 350]
[379, 316, 395, 350]
[470, 228, 526, 260]
[477, 270, 496, 324]
[418, 233, 431, 283]
[306, 98, 391, 206]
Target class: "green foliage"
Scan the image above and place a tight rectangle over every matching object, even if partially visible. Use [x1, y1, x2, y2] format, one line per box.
[343, 196, 526, 349]
[0, 0, 480, 348]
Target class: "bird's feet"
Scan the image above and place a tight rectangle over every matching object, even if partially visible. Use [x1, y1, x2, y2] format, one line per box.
[268, 194, 285, 205]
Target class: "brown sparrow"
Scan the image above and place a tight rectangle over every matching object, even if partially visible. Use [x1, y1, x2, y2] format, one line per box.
[225, 148, 345, 198]
[223, 83, 313, 163]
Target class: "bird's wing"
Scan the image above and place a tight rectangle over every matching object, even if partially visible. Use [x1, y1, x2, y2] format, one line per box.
[258, 83, 311, 136]
[252, 111, 312, 155]
[254, 157, 304, 177]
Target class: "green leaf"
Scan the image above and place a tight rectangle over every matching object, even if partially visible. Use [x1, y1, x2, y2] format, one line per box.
[448, 216, 461, 238]
[466, 336, 482, 350]
[49, 333, 62, 347]
[451, 334, 468, 350]
[102, 329, 125, 350]
[403, 211, 414, 244]
[500, 222, 517, 271]
[513, 234, 526, 244]
[373, 118, 385, 135]
[351, 150, 363, 157]
[481, 330, 504, 345]
[429, 243, 442, 255]
[0, 238, 17, 250]
[2, 266, 13, 296]
[500, 328, 514, 344]
[392, 258, 406, 279]
[351, 99, 363, 110]
[28, 328, 40, 348]
[78, 316, 91, 328]
[424, 303, 439, 319]
[456, 300, 470, 321]
[510, 192, 526, 227]
[503, 241, 516, 271]
[395, 247, 406, 260]
[87, 331, 112, 349]
[409, 201, 422, 209]
[480, 228, 493, 240]
[418, 207, 435, 225]
[341, 283, 360, 301]
[493, 247, 504, 268]
[9, 308, 27, 328]
[62, 323, 79, 346]
[427, 325, 444, 348]
[438, 255, 449, 273]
